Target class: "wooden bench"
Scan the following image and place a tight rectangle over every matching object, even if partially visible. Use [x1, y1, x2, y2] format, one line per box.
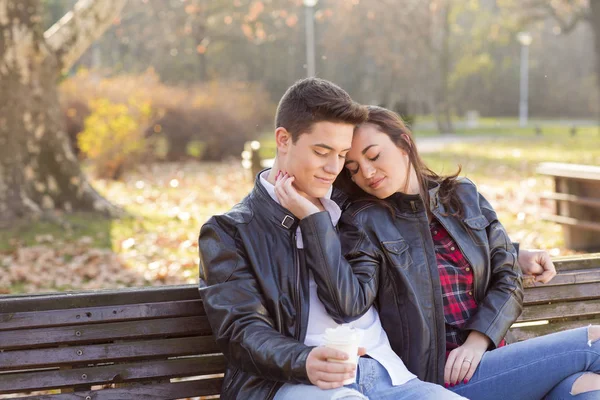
[509, 252, 600, 342]
[1, 253, 599, 398]
[537, 162, 600, 252]
[0, 285, 223, 399]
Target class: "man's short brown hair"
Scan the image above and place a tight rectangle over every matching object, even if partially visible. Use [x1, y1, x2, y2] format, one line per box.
[275, 78, 368, 142]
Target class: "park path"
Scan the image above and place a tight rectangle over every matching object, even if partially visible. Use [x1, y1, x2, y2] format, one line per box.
[415, 135, 493, 153]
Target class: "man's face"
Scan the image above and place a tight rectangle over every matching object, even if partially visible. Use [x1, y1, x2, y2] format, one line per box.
[281, 121, 354, 199]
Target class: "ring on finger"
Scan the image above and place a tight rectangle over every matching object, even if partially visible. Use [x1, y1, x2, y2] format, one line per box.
[462, 359, 472, 364]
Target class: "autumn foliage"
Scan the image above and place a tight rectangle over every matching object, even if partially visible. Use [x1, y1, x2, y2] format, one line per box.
[60, 69, 275, 177]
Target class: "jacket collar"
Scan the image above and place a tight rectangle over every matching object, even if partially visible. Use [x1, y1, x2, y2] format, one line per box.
[384, 180, 444, 214]
[250, 169, 300, 232]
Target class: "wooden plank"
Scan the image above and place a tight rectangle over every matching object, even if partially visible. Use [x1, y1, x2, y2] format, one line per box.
[540, 192, 600, 208]
[15, 378, 223, 399]
[537, 162, 600, 181]
[553, 253, 600, 271]
[517, 298, 600, 323]
[0, 316, 213, 351]
[509, 316, 600, 342]
[0, 285, 199, 314]
[541, 214, 600, 232]
[523, 281, 600, 305]
[523, 269, 600, 288]
[0, 336, 220, 371]
[0, 300, 204, 332]
[0, 355, 225, 394]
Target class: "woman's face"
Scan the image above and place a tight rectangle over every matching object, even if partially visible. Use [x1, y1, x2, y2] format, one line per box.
[344, 123, 417, 199]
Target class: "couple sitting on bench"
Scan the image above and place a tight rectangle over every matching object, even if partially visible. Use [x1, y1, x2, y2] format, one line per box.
[198, 78, 600, 400]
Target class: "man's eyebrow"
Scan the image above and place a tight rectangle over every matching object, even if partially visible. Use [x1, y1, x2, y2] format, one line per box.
[314, 144, 351, 152]
[362, 144, 378, 155]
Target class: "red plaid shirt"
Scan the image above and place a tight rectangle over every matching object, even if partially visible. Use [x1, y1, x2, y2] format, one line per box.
[429, 219, 505, 359]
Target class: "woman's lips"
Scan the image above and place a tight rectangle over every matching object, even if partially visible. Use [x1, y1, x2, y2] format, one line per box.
[369, 177, 385, 189]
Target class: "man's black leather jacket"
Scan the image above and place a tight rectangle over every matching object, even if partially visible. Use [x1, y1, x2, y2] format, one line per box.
[198, 175, 378, 399]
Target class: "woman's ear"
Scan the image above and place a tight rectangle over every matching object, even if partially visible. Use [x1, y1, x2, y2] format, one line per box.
[401, 133, 412, 147]
[275, 127, 292, 154]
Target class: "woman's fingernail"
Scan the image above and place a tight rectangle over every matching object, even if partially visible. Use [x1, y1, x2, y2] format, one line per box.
[464, 379, 469, 384]
[450, 383, 455, 387]
[444, 383, 449, 388]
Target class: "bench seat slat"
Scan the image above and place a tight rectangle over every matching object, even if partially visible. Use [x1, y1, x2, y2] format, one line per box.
[523, 281, 600, 305]
[0, 336, 220, 371]
[15, 378, 223, 399]
[0, 299, 204, 332]
[0, 316, 212, 351]
[509, 317, 600, 342]
[0, 355, 225, 394]
[517, 298, 600, 323]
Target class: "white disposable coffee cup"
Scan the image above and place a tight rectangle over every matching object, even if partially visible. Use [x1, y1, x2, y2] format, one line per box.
[324, 326, 362, 385]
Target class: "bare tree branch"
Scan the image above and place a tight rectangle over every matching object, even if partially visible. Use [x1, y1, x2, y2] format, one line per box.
[44, 0, 128, 71]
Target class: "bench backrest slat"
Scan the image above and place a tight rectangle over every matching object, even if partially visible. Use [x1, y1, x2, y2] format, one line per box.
[0, 336, 220, 371]
[16, 378, 224, 400]
[0, 315, 212, 350]
[0, 355, 226, 394]
[0, 299, 203, 331]
[518, 298, 600, 323]
[523, 281, 600, 305]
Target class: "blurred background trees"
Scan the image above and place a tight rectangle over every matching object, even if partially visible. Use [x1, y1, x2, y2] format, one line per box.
[4, 0, 597, 219]
[58, 0, 597, 143]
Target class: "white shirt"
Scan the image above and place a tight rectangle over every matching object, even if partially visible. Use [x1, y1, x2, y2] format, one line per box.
[260, 170, 415, 386]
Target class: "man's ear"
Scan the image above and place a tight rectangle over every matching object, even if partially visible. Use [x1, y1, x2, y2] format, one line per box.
[275, 127, 292, 154]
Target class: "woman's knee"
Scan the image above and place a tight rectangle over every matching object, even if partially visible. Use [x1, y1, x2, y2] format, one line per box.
[571, 373, 600, 396]
[588, 325, 600, 347]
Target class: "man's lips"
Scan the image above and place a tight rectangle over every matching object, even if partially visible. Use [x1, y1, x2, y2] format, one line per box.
[369, 177, 385, 189]
[316, 177, 334, 184]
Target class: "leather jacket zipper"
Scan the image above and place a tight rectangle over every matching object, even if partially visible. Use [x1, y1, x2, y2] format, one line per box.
[293, 232, 302, 340]
[417, 208, 441, 382]
[266, 233, 301, 400]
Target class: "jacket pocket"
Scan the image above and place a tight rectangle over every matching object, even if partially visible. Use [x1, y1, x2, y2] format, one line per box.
[381, 239, 412, 270]
[463, 214, 491, 247]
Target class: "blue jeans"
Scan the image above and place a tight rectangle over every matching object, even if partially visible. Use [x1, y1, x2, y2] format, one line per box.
[449, 327, 600, 399]
[274, 356, 466, 400]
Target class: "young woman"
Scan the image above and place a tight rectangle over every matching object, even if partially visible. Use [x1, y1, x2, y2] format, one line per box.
[330, 106, 600, 399]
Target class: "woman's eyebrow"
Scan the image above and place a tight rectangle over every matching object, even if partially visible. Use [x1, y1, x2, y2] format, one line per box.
[362, 144, 378, 155]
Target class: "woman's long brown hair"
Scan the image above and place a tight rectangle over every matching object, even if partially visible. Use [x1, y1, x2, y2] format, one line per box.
[334, 105, 464, 218]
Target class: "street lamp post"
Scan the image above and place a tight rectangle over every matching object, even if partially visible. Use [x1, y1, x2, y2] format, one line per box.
[517, 32, 532, 128]
[303, 0, 318, 77]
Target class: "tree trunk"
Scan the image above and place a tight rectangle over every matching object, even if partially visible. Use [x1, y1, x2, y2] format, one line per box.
[590, 1, 600, 135]
[0, 0, 126, 226]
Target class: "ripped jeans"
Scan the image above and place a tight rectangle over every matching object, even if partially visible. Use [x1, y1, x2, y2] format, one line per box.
[274, 356, 466, 400]
[449, 326, 600, 400]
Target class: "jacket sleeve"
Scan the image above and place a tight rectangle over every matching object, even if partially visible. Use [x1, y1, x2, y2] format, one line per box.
[300, 211, 380, 323]
[464, 193, 524, 347]
[198, 221, 312, 384]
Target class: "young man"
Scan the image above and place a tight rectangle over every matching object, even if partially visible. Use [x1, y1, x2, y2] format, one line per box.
[198, 78, 468, 400]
